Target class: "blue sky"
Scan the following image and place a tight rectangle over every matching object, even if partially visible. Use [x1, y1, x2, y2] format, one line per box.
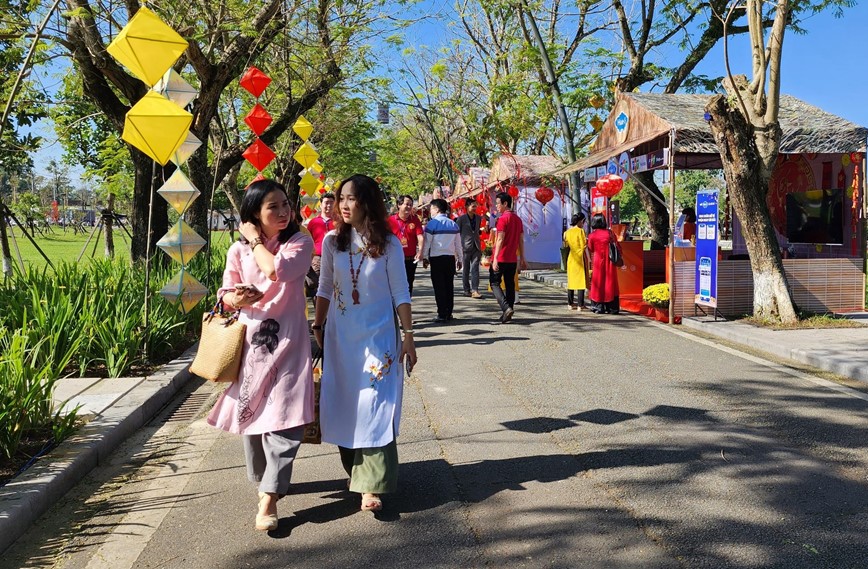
[688, 2, 868, 127]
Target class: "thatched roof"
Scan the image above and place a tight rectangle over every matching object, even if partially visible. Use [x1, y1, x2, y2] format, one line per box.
[489, 154, 562, 185]
[556, 92, 867, 174]
[628, 92, 867, 154]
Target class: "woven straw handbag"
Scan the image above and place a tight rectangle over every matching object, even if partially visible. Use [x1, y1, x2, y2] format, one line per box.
[189, 298, 246, 382]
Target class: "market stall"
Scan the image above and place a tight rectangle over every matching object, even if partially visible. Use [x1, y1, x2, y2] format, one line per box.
[486, 154, 569, 267]
[556, 92, 868, 319]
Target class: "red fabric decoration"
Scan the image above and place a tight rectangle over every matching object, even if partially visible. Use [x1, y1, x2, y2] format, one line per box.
[535, 186, 554, 205]
[508, 185, 519, 198]
[244, 104, 272, 136]
[243, 139, 276, 171]
[240, 66, 271, 98]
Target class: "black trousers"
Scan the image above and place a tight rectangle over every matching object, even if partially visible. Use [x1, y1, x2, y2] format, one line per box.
[404, 258, 418, 296]
[489, 262, 517, 312]
[567, 289, 585, 307]
[429, 255, 456, 318]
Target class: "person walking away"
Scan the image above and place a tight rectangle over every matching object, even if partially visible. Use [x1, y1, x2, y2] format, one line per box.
[312, 174, 417, 513]
[457, 198, 483, 298]
[490, 192, 527, 323]
[388, 195, 424, 295]
[206, 179, 315, 531]
[586, 213, 622, 314]
[422, 198, 462, 322]
[563, 212, 589, 310]
[306, 192, 336, 302]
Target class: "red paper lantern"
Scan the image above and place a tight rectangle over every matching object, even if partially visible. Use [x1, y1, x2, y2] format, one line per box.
[507, 185, 519, 198]
[243, 138, 276, 171]
[244, 104, 272, 136]
[595, 174, 623, 198]
[476, 193, 486, 205]
[535, 186, 554, 206]
[480, 231, 490, 243]
[239, 66, 271, 98]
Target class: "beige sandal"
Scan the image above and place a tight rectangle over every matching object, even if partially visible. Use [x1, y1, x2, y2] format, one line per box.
[255, 492, 278, 531]
[361, 493, 383, 512]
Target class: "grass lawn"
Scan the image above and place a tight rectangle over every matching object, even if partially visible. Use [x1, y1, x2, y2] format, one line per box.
[4, 226, 237, 269]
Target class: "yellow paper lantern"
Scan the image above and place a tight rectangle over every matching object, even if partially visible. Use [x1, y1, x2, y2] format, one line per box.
[299, 172, 321, 194]
[159, 268, 208, 313]
[122, 92, 193, 165]
[156, 219, 206, 265]
[293, 142, 320, 168]
[292, 116, 314, 141]
[106, 7, 189, 87]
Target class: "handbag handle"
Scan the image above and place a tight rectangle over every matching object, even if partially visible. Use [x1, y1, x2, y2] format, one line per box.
[205, 294, 241, 324]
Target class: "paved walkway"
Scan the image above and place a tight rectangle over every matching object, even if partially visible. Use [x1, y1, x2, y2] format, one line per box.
[523, 269, 868, 384]
[2, 271, 868, 558]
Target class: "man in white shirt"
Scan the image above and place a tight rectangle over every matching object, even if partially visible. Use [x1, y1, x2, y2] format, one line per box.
[422, 199, 462, 323]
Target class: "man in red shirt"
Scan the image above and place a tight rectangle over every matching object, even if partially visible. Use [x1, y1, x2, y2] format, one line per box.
[389, 194, 424, 295]
[490, 191, 527, 323]
[305, 192, 335, 298]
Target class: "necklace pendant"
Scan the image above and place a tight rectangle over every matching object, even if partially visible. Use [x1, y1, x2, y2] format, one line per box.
[352, 289, 360, 304]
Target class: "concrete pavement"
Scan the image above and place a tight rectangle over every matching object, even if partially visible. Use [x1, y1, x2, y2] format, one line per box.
[2, 271, 868, 566]
[523, 268, 868, 385]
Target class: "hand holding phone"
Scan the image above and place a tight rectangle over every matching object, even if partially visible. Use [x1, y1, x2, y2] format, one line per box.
[233, 283, 263, 306]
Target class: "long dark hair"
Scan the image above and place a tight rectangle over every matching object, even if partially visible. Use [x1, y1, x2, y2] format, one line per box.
[334, 174, 390, 258]
[239, 179, 299, 244]
[590, 213, 608, 230]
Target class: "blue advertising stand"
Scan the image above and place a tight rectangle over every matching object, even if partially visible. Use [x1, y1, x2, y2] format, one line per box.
[694, 189, 721, 319]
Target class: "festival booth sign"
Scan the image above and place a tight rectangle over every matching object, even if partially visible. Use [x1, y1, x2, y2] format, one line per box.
[487, 154, 567, 267]
[555, 92, 868, 320]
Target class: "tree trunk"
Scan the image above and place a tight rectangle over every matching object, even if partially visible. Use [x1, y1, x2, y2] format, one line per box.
[130, 151, 169, 263]
[632, 171, 669, 249]
[705, 94, 797, 323]
[0, 211, 12, 276]
[103, 193, 115, 258]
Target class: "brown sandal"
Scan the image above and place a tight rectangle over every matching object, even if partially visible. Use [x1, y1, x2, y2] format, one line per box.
[361, 493, 382, 512]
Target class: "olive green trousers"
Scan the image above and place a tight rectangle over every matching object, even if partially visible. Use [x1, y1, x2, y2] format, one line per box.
[338, 440, 398, 494]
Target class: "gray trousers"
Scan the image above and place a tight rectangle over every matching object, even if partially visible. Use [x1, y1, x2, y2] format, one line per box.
[462, 248, 481, 293]
[243, 425, 305, 495]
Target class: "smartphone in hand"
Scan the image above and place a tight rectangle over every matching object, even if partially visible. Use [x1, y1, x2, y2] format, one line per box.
[404, 357, 413, 376]
[234, 283, 262, 298]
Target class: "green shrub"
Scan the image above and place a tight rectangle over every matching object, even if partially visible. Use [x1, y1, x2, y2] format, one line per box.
[0, 243, 228, 460]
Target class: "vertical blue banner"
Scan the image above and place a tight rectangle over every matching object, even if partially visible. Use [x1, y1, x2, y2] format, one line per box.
[695, 189, 719, 308]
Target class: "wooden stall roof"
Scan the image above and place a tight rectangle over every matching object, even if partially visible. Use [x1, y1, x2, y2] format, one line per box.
[556, 92, 868, 174]
[488, 154, 562, 186]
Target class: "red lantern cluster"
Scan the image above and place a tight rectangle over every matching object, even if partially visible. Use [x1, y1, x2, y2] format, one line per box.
[595, 174, 624, 198]
[240, 66, 275, 176]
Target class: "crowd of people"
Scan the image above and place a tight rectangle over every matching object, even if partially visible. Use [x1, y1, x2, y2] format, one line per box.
[204, 176, 623, 530]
